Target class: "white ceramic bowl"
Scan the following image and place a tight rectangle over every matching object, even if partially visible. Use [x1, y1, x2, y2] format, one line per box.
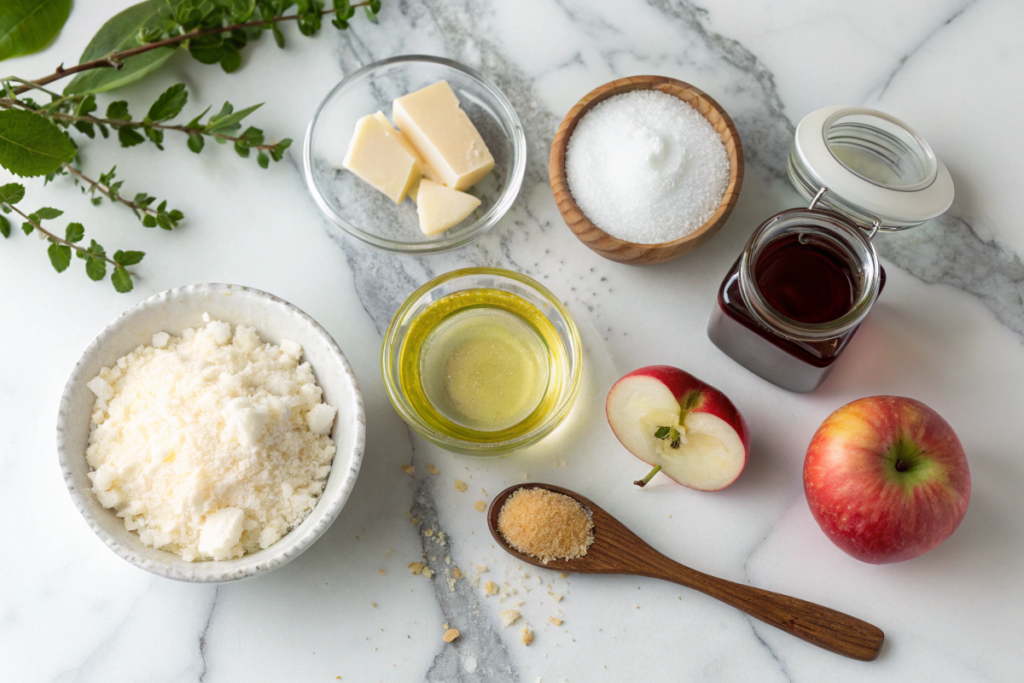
[57, 284, 365, 583]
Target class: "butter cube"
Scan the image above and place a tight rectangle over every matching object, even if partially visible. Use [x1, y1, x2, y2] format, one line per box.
[393, 81, 494, 191]
[372, 112, 440, 184]
[342, 112, 421, 203]
[416, 179, 481, 236]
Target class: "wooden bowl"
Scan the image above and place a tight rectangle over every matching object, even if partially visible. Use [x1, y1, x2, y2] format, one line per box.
[549, 75, 744, 265]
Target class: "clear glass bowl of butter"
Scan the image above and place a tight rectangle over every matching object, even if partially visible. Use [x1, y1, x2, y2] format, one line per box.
[303, 55, 526, 253]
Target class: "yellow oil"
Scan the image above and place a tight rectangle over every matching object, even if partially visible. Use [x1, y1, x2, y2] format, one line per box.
[398, 288, 568, 442]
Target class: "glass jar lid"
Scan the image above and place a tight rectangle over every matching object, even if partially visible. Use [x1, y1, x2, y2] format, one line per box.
[788, 106, 954, 231]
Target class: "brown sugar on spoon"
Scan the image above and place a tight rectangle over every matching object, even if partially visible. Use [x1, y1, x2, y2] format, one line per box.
[496, 488, 594, 564]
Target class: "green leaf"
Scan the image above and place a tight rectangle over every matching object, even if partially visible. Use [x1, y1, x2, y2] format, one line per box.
[234, 140, 250, 157]
[0, 110, 75, 177]
[118, 126, 145, 147]
[256, 151, 269, 168]
[147, 83, 188, 122]
[47, 241, 71, 272]
[64, 1, 180, 95]
[364, 6, 378, 24]
[654, 426, 671, 439]
[207, 103, 263, 133]
[0, 182, 26, 204]
[270, 138, 292, 161]
[187, 133, 204, 153]
[144, 126, 164, 149]
[22, 220, 33, 235]
[142, 214, 157, 227]
[220, 47, 242, 73]
[271, 23, 284, 48]
[111, 265, 133, 292]
[65, 222, 84, 242]
[0, 215, 9, 238]
[35, 207, 63, 220]
[106, 101, 131, 120]
[0, 0, 72, 62]
[86, 256, 107, 281]
[114, 249, 145, 266]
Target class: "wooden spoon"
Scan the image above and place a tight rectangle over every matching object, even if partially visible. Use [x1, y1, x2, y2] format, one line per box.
[488, 483, 884, 661]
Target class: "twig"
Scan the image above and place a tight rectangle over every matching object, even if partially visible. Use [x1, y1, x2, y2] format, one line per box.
[1, 200, 120, 268]
[13, 5, 372, 95]
[63, 164, 159, 217]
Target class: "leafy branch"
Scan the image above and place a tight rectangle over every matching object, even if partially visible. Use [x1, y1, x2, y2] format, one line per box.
[63, 164, 183, 230]
[13, 0, 379, 95]
[0, 0, 384, 293]
[1, 182, 143, 292]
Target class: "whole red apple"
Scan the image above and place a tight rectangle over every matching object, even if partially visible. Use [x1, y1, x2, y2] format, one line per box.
[606, 366, 750, 491]
[804, 396, 970, 564]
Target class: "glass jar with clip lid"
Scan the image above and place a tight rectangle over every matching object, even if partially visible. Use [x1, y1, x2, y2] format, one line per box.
[707, 106, 955, 392]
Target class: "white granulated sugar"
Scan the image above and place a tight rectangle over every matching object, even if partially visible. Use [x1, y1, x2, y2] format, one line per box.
[565, 89, 730, 244]
[85, 315, 337, 562]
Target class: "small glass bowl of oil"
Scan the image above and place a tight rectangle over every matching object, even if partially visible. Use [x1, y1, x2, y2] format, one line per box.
[382, 268, 582, 456]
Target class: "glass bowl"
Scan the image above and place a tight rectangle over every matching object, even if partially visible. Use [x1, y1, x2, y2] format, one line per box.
[382, 268, 582, 456]
[303, 55, 526, 253]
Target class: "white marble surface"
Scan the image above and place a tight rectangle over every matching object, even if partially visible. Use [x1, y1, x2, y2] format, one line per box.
[2, 1, 1023, 681]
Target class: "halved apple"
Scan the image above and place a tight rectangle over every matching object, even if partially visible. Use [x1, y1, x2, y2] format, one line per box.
[606, 366, 750, 491]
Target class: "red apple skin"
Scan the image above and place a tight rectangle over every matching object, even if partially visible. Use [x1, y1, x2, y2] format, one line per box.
[804, 396, 970, 564]
[607, 365, 751, 488]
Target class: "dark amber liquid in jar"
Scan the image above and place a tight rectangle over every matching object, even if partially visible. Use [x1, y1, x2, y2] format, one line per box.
[708, 226, 885, 392]
[753, 234, 856, 325]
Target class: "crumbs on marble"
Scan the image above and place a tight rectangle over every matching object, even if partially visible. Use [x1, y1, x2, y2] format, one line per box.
[443, 628, 460, 643]
[402, 464, 414, 475]
[427, 465, 439, 475]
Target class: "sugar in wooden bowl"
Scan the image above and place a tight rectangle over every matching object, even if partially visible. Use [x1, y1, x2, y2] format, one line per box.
[549, 75, 744, 265]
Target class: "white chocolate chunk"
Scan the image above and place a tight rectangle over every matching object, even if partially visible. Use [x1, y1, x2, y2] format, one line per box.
[373, 112, 440, 185]
[343, 112, 421, 203]
[416, 179, 482, 236]
[393, 81, 494, 191]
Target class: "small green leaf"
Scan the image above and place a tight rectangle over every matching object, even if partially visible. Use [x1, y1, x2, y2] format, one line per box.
[186, 105, 211, 130]
[157, 214, 172, 230]
[64, 1, 179, 94]
[0, 109, 76, 177]
[654, 427, 671, 439]
[35, 207, 63, 220]
[73, 121, 96, 138]
[142, 214, 157, 228]
[0, 0, 73, 62]
[270, 138, 292, 161]
[111, 265, 133, 292]
[257, 151, 269, 168]
[185, 132, 203, 153]
[113, 249, 145, 266]
[234, 140, 250, 157]
[0, 182, 26, 204]
[220, 47, 242, 73]
[47, 241, 72, 272]
[205, 103, 262, 133]
[0, 215, 9, 238]
[118, 126, 145, 147]
[272, 23, 285, 48]
[65, 222, 84, 242]
[144, 126, 164, 149]
[22, 220, 33, 235]
[364, 6, 378, 23]
[146, 83, 188, 122]
[106, 101, 131, 120]
[86, 256, 107, 281]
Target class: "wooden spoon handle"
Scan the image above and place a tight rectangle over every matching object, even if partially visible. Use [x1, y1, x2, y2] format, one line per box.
[654, 563, 884, 661]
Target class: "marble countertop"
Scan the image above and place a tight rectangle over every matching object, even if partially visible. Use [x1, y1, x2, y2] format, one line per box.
[3, 1, 1023, 681]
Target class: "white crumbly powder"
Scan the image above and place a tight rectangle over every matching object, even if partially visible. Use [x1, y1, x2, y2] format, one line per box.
[85, 314, 337, 562]
[565, 89, 730, 244]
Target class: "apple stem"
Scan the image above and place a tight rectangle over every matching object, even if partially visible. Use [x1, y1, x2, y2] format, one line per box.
[634, 464, 662, 488]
